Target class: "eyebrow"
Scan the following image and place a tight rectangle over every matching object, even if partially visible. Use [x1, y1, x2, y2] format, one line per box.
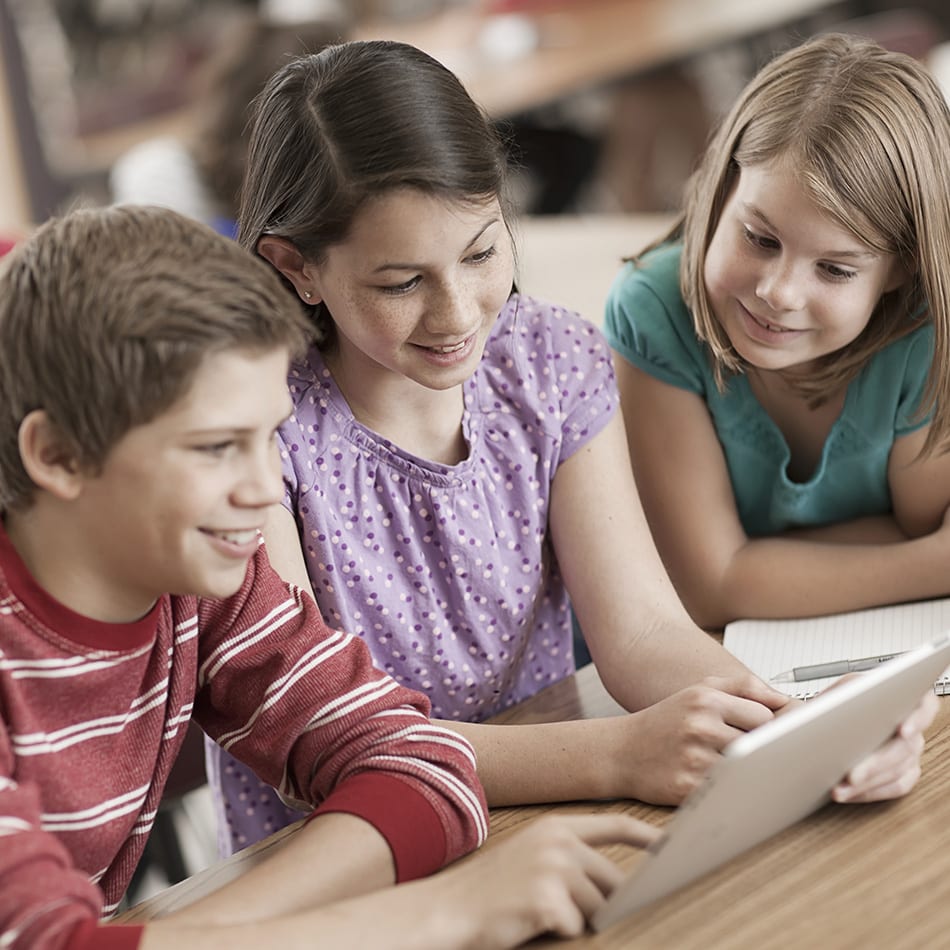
[371, 218, 501, 274]
[745, 205, 878, 261]
[184, 410, 293, 437]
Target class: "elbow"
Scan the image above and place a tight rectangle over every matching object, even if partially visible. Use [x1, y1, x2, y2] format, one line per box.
[893, 506, 940, 540]
[680, 593, 736, 632]
[672, 560, 745, 631]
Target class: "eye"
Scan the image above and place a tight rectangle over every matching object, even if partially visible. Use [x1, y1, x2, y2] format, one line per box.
[467, 245, 497, 265]
[194, 441, 234, 457]
[381, 275, 422, 296]
[742, 226, 778, 251]
[820, 262, 857, 282]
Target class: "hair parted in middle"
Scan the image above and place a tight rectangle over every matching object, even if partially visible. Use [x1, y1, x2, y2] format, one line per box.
[237, 39, 515, 339]
[670, 32, 950, 452]
[0, 204, 312, 512]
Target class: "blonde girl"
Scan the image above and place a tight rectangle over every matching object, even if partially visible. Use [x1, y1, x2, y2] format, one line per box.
[606, 33, 950, 629]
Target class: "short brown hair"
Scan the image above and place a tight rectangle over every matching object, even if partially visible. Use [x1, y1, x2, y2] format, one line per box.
[0, 204, 311, 510]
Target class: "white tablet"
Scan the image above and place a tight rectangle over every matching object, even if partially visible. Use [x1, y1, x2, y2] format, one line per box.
[593, 633, 950, 932]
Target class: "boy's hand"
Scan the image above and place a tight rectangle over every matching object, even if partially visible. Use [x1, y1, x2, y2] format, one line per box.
[603, 674, 787, 805]
[832, 687, 938, 802]
[440, 814, 659, 947]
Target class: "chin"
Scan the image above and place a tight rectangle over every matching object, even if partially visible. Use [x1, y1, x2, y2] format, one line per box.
[185, 569, 249, 602]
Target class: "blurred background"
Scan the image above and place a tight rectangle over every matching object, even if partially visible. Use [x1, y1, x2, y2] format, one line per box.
[3, 0, 950, 238]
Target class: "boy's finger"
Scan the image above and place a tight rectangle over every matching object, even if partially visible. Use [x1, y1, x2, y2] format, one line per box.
[562, 813, 663, 848]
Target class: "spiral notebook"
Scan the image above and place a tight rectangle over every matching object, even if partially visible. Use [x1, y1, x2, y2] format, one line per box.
[723, 597, 950, 699]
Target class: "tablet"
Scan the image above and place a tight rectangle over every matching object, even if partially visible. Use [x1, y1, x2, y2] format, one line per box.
[593, 632, 950, 932]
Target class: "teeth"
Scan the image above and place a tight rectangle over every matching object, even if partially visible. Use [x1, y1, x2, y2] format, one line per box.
[212, 529, 258, 544]
[753, 313, 788, 333]
[430, 340, 467, 354]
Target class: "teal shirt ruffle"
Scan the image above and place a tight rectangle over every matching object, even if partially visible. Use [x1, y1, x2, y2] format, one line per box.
[604, 243, 934, 536]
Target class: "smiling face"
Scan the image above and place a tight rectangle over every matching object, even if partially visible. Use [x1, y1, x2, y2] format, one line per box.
[307, 188, 515, 394]
[703, 157, 906, 376]
[67, 346, 292, 620]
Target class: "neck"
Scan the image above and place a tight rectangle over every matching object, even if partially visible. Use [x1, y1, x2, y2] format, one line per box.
[324, 347, 468, 465]
[4, 502, 155, 623]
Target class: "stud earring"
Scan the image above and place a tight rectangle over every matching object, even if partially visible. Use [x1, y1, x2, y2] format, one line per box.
[304, 290, 313, 300]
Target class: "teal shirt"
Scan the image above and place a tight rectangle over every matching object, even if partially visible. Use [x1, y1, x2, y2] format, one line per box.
[604, 243, 934, 536]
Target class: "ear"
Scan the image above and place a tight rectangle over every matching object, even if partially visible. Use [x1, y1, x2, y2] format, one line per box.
[257, 236, 321, 305]
[18, 410, 85, 501]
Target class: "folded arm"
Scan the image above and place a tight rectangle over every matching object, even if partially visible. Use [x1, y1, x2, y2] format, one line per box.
[614, 358, 950, 630]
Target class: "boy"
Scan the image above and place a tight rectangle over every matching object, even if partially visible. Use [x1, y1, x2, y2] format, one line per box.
[0, 205, 658, 950]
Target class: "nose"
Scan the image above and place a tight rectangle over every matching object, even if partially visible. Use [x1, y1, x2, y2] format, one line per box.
[755, 258, 806, 313]
[425, 280, 477, 338]
[234, 442, 285, 508]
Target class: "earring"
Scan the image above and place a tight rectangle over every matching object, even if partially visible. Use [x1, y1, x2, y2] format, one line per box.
[303, 290, 313, 300]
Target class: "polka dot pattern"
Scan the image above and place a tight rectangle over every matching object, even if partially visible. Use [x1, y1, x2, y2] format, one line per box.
[209, 294, 618, 855]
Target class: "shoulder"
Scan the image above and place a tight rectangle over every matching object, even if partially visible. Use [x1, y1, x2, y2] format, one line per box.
[477, 293, 617, 447]
[607, 242, 683, 309]
[861, 321, 934, 385]
[856, 321, 935, 433]
[878, 320, 934, 365]
[285, 344, 332, 407]
[492, 291, 608, 341]
[605, 243, 692, 342]
[611, 241, 683, 294]
[482, 293, 613, 390]
[604, 243, 709, 393]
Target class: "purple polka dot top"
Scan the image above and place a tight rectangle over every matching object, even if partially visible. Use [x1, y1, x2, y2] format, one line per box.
[280, 293, 616, 720]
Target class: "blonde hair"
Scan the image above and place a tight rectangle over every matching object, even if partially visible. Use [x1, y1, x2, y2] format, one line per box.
[666, 33, 950, 453]
[0, 205, 312, 511]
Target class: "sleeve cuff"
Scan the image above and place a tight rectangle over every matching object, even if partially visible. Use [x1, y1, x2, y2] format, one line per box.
[309, 772, 447, 881]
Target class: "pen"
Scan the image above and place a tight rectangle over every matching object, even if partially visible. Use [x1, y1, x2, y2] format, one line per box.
[770, 652, 905, 683]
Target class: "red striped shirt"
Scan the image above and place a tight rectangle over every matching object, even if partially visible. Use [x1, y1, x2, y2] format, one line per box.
[0, 527, 486, 949]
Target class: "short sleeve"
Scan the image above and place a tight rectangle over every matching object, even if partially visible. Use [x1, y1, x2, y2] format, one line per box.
[547, 308, 619, 463]
[497, 296, 618, 466]
[604, 244, 708, 396]
[894, 323, 935, 435]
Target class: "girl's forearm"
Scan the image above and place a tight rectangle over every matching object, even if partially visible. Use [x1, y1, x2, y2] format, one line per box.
[699, 529, 950, 629]
[440, 717, 627, 805]
[784, 514, 908, 544]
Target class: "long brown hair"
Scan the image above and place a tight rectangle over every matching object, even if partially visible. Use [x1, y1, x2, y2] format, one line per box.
[645, 33, 950, 453]
[238, 39, 515, 341]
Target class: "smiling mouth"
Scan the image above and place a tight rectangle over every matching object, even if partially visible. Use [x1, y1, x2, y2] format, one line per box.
[423, 339, 469, 354]
[202, 528, 259, 544]
[746, 308, 796, 334]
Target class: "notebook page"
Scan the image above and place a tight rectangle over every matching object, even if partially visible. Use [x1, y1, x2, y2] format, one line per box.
[723, 598, 950, 699]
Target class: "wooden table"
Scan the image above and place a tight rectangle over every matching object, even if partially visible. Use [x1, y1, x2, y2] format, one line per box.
[357, 0, 850, 117]
[485, 665, 950, 948]
[120, 663, 950, 947]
